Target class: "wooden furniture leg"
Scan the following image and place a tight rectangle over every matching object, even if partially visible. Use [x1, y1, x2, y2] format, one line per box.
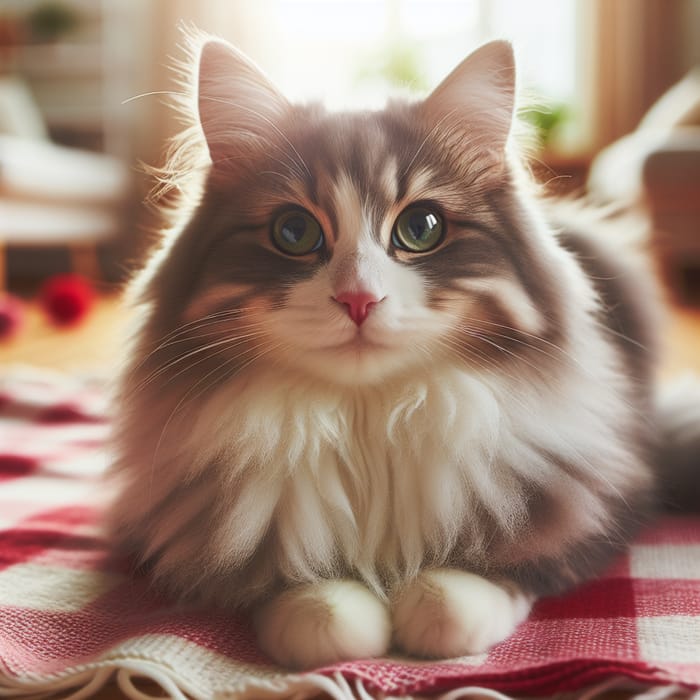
[69, 243, 102, 283]
[0, 242, 6, 292]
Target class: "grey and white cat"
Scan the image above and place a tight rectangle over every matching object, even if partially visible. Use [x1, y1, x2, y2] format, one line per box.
[108, 35, 698, 669]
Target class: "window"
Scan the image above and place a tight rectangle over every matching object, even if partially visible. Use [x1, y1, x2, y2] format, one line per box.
[263, 0, 582, 151]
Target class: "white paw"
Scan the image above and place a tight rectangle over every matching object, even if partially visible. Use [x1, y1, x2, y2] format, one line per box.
[254, 580, 391, 669]
[392, 569, 532, 658]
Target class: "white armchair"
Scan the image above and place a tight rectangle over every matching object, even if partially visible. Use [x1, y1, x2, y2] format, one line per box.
[587, 68, 700, 298]
[0, 76, 129, 289]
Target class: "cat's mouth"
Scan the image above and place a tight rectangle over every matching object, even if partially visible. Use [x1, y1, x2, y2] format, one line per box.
[296, 327, 411, 383]
[332, 335, 388, 352]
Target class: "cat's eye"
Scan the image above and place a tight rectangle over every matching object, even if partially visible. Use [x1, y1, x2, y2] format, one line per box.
[393, 206, 444, 253]
[272, 210, 324, 256]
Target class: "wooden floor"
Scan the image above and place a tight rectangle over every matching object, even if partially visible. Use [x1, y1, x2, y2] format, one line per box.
[0, 293, 130, 375]
[660, 302, 700, 376]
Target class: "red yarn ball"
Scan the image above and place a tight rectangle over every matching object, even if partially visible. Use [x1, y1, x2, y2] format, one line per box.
[40, 274, 94, 327]
[0, 294, 24, 340]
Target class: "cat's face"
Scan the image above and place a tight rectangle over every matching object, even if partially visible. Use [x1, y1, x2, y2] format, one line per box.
[149, 39, 559, 386]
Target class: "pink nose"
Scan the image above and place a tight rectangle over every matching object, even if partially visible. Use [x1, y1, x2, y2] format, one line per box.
[334, 291, 381, 326]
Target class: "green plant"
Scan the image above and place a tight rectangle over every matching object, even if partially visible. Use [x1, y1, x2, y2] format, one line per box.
[356, 41, 429, 92]
[26, 2, 80, 42]
[520, 102, 570, 148]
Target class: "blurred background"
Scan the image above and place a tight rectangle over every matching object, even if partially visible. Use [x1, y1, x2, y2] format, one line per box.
[0, 0, 698, 370]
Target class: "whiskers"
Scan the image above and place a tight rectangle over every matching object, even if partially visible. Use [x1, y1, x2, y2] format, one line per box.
[453, 315, 652, 427]
[129, 299, 295, 398]
[150, 338, 286, 453]
[125, 303, 292, 480]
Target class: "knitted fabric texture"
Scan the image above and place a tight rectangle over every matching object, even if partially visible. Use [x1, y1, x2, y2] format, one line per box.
[0, 369, 699, 699]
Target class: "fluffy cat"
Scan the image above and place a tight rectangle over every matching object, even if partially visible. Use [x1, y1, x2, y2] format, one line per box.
[108, 35, 698, 669]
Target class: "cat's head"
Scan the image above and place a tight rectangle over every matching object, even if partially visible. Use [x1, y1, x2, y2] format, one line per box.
[143, 36, 564, 386]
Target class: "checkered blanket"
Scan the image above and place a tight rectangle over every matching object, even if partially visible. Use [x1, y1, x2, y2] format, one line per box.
[1, 368, 699, 700]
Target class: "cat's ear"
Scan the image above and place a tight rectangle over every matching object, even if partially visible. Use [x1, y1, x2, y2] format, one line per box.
[197, 39, 289, 165]
[422, 40, 515, 153]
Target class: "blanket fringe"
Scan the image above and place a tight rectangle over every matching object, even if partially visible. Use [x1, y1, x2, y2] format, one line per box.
[1, 666, 699, 700]
[0, 668, 113, 699]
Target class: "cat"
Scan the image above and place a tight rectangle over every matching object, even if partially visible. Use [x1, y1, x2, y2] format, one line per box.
[107, 33, 699, 670]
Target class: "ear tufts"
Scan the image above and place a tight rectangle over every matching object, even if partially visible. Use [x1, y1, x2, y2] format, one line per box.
[422, 40, 516, 154]
[197, 38, 289, 165]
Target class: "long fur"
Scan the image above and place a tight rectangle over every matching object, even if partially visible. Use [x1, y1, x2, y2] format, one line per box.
[107, 34, 696, 668]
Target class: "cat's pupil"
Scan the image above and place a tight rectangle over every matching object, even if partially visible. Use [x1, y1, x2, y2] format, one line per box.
[281, 216, 307, 244]
[409, 212, 438, 241]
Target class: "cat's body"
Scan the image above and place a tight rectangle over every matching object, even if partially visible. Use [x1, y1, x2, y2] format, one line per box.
[108, 37, 693, 669]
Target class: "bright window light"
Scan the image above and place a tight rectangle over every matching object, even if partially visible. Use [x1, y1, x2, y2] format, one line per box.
[250, 0, 583, 151]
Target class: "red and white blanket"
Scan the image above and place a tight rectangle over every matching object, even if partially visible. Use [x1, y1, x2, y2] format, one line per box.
[1, 368, 699, 700]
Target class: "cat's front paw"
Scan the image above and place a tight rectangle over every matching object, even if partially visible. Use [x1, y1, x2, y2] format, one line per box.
[254, 580, 391, 669]
[392, 569, 531, 658]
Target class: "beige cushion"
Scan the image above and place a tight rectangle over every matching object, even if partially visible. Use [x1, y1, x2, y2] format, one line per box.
[639, 67, 700, 131]
[0, 76, 49, 140]
[0, 135, 128, 207]
[0, 200, 117, 245]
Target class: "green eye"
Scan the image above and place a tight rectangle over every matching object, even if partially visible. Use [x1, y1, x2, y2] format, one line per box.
[272, 210, 324, 255]
[393, 206, 444, 253]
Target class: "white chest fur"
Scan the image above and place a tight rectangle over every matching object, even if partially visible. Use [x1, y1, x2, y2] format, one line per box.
[173, 361, 631, 596]
[179, 368, 494, 590]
